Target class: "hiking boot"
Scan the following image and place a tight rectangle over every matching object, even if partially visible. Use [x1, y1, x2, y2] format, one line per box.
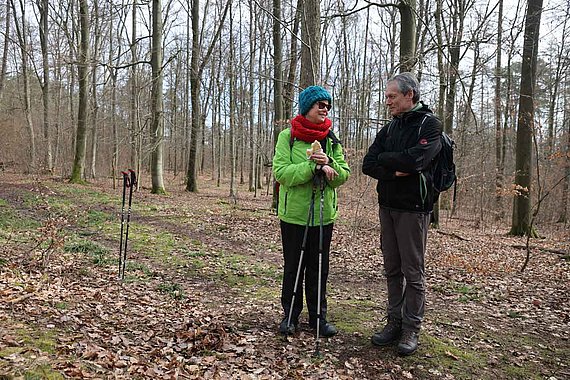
[309, 319, 338, 337]
[279, 317, 298, 335]
[397, 329, 419, 356]
[371, 318, 402, 346]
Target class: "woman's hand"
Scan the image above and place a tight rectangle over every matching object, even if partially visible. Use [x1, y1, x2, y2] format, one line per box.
[321, 165, 338, 181]
[310, 151, 329, 166]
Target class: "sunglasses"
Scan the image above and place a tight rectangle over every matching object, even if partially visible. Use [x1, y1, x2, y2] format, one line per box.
[316, 101, 332, 111]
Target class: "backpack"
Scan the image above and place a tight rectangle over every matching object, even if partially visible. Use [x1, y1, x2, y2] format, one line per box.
[432, 131, 456, 194]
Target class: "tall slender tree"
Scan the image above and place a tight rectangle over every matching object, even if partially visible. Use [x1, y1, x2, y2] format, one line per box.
[70, 0, 90, 183]
[299, 0, 321, 87]
[10, 0, 36, 172]
[398, 0, 416, 72]
[37, 0, 52, 173]
[510, 0, 543, 237]
[494, 0, 504, 219]
[150, 0, 166, 194]
[0, 1, 9, 101]
[185, 0, 231, 192]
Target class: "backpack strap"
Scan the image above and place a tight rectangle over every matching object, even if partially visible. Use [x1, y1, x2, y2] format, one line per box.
[417, 114, 431, 137]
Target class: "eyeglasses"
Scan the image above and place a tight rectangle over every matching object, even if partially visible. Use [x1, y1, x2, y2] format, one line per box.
[316, 101, 332, 111]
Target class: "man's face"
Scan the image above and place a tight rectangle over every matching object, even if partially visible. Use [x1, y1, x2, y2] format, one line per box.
[385, 82, 414, 117]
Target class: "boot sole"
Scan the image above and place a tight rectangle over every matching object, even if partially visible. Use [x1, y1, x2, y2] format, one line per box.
[371, 333, 401, 347]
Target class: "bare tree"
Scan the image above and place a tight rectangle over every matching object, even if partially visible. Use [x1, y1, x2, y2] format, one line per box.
[36, 0, 52, 173]
[229, 5, 237, 199]
[150, 0, 166, 194]
[283, 1, 301, 120]
[299, 0, 321, 87]
[88, 0, 102, 179]
[130, 0, 142, 182]
[560, 103, 570, 224]
[494, 0, 504, 219]
[10, 0, 36, 172]
[69, 0, 90, 183]
[186, 0, 231, 192]
[398, 0, 416, 72]
[510, 0, 543, 237]
[0, 0, 9, 101]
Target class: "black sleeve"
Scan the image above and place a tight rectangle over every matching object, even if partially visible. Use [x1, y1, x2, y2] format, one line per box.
[362, 128, 396, 181]
[377, 116, 442, 173]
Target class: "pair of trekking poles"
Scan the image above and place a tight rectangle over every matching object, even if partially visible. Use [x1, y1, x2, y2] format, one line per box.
[118, 169, 137, 280]
[284, 170, 326, 357]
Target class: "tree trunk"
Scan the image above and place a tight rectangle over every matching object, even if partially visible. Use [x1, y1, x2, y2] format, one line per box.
[130, 0, 141, 184]
[510, 0, 543, 237]
[0, 0, 9, 101]
[89, 0, 100, 179]
[70, 0, 90, 183]
[398, 0, 416, 72]
[38, 0, 52, 173]
[283, 1, 301, 119]
[272, 0, 283, 208]
[150, 0, 166, 194]
[10, 0, 36, 173]
[559, 105, 569, 224]
[494, 0, 504, 220]
[431, 0, 445, 227]
[186, 0, 231, 192]
[186, 0, 201, 192]
[300, 0, 321, 87]
[229, 6, 237, 199]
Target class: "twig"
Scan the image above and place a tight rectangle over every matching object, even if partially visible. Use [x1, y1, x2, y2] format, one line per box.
[435, 230, 470, 241]
[511, 244, 569, 256]
[6, 292, 35, 304]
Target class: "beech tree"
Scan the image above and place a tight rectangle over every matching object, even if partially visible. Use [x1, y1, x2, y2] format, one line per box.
[10, 0, 36, 172]
[70, 0, 90, 183]
[150, 0, 166, 194]
[510, 0, 543, 237]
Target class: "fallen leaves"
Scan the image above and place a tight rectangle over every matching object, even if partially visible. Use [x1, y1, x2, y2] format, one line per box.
[0, 174, 568, 379]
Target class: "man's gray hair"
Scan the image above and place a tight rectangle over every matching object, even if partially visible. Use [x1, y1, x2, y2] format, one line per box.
[388, 72, 420, 103]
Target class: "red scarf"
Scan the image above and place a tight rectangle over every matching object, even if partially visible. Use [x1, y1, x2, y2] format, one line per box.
[291, 115, 332, 143]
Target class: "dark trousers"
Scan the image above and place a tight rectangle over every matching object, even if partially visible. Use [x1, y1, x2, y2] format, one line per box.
[380, 208, 430, 332]
[280, 220, 334, 322]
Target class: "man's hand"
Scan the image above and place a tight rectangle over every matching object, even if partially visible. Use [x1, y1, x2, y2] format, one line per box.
[395, 171, 411, 177]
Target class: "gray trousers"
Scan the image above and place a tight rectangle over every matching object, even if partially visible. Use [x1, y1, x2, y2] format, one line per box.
[379, 207, 430, 332]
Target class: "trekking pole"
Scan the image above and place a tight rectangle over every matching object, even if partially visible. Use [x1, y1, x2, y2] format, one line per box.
[118, 171, 129, 280]
[120, 169, 137, 280]
[285, 186, 317, 337]
[314, 172, 325, 358]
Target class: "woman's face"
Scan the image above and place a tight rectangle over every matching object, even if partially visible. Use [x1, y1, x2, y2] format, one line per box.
[305, 100, 330, 124]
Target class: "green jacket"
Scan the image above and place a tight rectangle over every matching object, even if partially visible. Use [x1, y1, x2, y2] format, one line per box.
[273, 128, 351, 226]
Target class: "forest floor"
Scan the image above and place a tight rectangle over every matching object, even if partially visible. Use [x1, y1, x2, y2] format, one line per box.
[0, 172, 569, 380]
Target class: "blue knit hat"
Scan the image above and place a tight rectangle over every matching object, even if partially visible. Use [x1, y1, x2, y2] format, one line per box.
[298, 86, 332, 116]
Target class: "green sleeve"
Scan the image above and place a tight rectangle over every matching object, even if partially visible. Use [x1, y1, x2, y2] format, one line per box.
[272, 129, 317, 187]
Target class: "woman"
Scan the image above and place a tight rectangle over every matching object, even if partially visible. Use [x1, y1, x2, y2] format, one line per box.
[272, 85, 350, 337]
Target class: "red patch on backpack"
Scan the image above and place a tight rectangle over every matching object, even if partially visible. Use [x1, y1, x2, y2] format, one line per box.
[419, 138, 428, 145]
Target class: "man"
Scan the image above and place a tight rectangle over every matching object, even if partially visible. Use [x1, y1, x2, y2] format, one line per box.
[362, 72, 442, 355]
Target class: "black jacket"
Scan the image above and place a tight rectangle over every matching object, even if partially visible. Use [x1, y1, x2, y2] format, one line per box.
[362, 102, 442, 213]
